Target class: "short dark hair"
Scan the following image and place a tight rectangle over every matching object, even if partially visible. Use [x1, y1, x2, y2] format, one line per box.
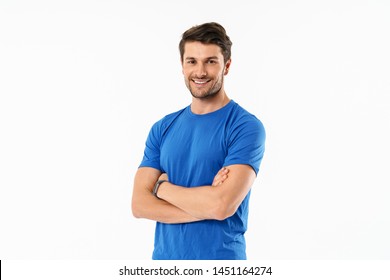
[179, 22, 232, 63]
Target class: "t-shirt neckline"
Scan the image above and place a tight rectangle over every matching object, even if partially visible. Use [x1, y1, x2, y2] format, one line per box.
[186, 100, 235, 118]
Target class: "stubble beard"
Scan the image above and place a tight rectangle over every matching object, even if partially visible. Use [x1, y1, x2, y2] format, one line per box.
[186, 73, 224, 100]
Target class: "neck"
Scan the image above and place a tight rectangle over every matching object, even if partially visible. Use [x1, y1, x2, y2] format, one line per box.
[190, 90, 230, 115]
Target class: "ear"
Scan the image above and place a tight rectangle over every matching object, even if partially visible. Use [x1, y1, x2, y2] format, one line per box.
[224, 59, 232, 75]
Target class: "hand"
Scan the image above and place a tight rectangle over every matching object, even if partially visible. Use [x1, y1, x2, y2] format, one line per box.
[158, 173, 168, 181]
[212, 167, 229, 186]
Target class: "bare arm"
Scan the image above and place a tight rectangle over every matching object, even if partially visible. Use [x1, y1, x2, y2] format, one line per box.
[157, 164, 256, 221]
[132, 167, 201, 224]
[131, 167, 229, 224]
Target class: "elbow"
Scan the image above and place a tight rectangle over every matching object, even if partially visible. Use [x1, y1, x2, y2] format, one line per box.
[210, 199, 237, 221]
[132, 210, 140, 219]
[131, 201, 142, 219]
[212, 208, 235, 221]
[131, 206, 140, 219]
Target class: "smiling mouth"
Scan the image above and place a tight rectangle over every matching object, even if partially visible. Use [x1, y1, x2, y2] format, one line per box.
[192, 79, 210, 85]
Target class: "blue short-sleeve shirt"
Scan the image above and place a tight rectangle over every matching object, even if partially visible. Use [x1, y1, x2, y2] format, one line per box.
[139, 100, 265, 259]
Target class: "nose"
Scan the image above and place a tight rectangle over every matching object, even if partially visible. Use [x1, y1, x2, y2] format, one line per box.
[194, 62, 207, 78]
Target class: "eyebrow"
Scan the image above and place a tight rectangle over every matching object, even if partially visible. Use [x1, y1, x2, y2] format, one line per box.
[185, 56, 220, 61]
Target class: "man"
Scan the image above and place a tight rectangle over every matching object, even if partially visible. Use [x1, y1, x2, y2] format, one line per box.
[132, 22, 266, 260]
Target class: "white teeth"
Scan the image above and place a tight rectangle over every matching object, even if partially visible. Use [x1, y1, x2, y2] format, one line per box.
[194, 80, 207, 84]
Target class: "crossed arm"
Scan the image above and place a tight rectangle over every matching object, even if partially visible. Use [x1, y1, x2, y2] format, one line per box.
[131, 164, 256, 224]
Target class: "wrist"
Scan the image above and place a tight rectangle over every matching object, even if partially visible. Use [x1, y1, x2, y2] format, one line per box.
[153, 180, 168, 199]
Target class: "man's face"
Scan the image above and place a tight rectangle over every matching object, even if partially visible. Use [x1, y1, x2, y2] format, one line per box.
[182, 41, 231, 100]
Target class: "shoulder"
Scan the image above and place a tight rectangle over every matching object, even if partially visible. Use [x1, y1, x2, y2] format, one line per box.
[150, 106, 188, 134]
[228, 101, 265, 135]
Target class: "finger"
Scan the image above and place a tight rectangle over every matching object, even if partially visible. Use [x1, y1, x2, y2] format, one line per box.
[212, 174, 228, 186]
[219, 167, 228, 176]
[212, 177, 219, 186]
[212, 168, 229, 186]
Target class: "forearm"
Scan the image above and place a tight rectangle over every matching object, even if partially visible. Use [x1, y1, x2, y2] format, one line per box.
[157, 182, 225, 220]
[132, 191, 201, 224]
[132, 167, 202, 224]
[156, 165, 255, 221]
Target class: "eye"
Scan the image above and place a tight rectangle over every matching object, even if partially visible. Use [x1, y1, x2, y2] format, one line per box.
[186, 60, 196, 64]
[207, 60, 217, 64]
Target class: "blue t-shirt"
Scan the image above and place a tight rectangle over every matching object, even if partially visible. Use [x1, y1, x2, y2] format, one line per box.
[139, 100, 265, 260]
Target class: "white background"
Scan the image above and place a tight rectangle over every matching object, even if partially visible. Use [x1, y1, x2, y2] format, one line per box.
[0, 0, 389, 260]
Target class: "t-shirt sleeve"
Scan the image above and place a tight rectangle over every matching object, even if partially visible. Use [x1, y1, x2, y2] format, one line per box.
[223, 117, 266, 175]
[139, 120, 163, 171]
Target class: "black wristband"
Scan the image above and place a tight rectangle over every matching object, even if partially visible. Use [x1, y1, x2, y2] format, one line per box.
[153, 180, 168, 199]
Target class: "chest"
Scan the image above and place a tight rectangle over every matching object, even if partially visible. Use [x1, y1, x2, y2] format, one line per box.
[160, 117, 228, 174]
